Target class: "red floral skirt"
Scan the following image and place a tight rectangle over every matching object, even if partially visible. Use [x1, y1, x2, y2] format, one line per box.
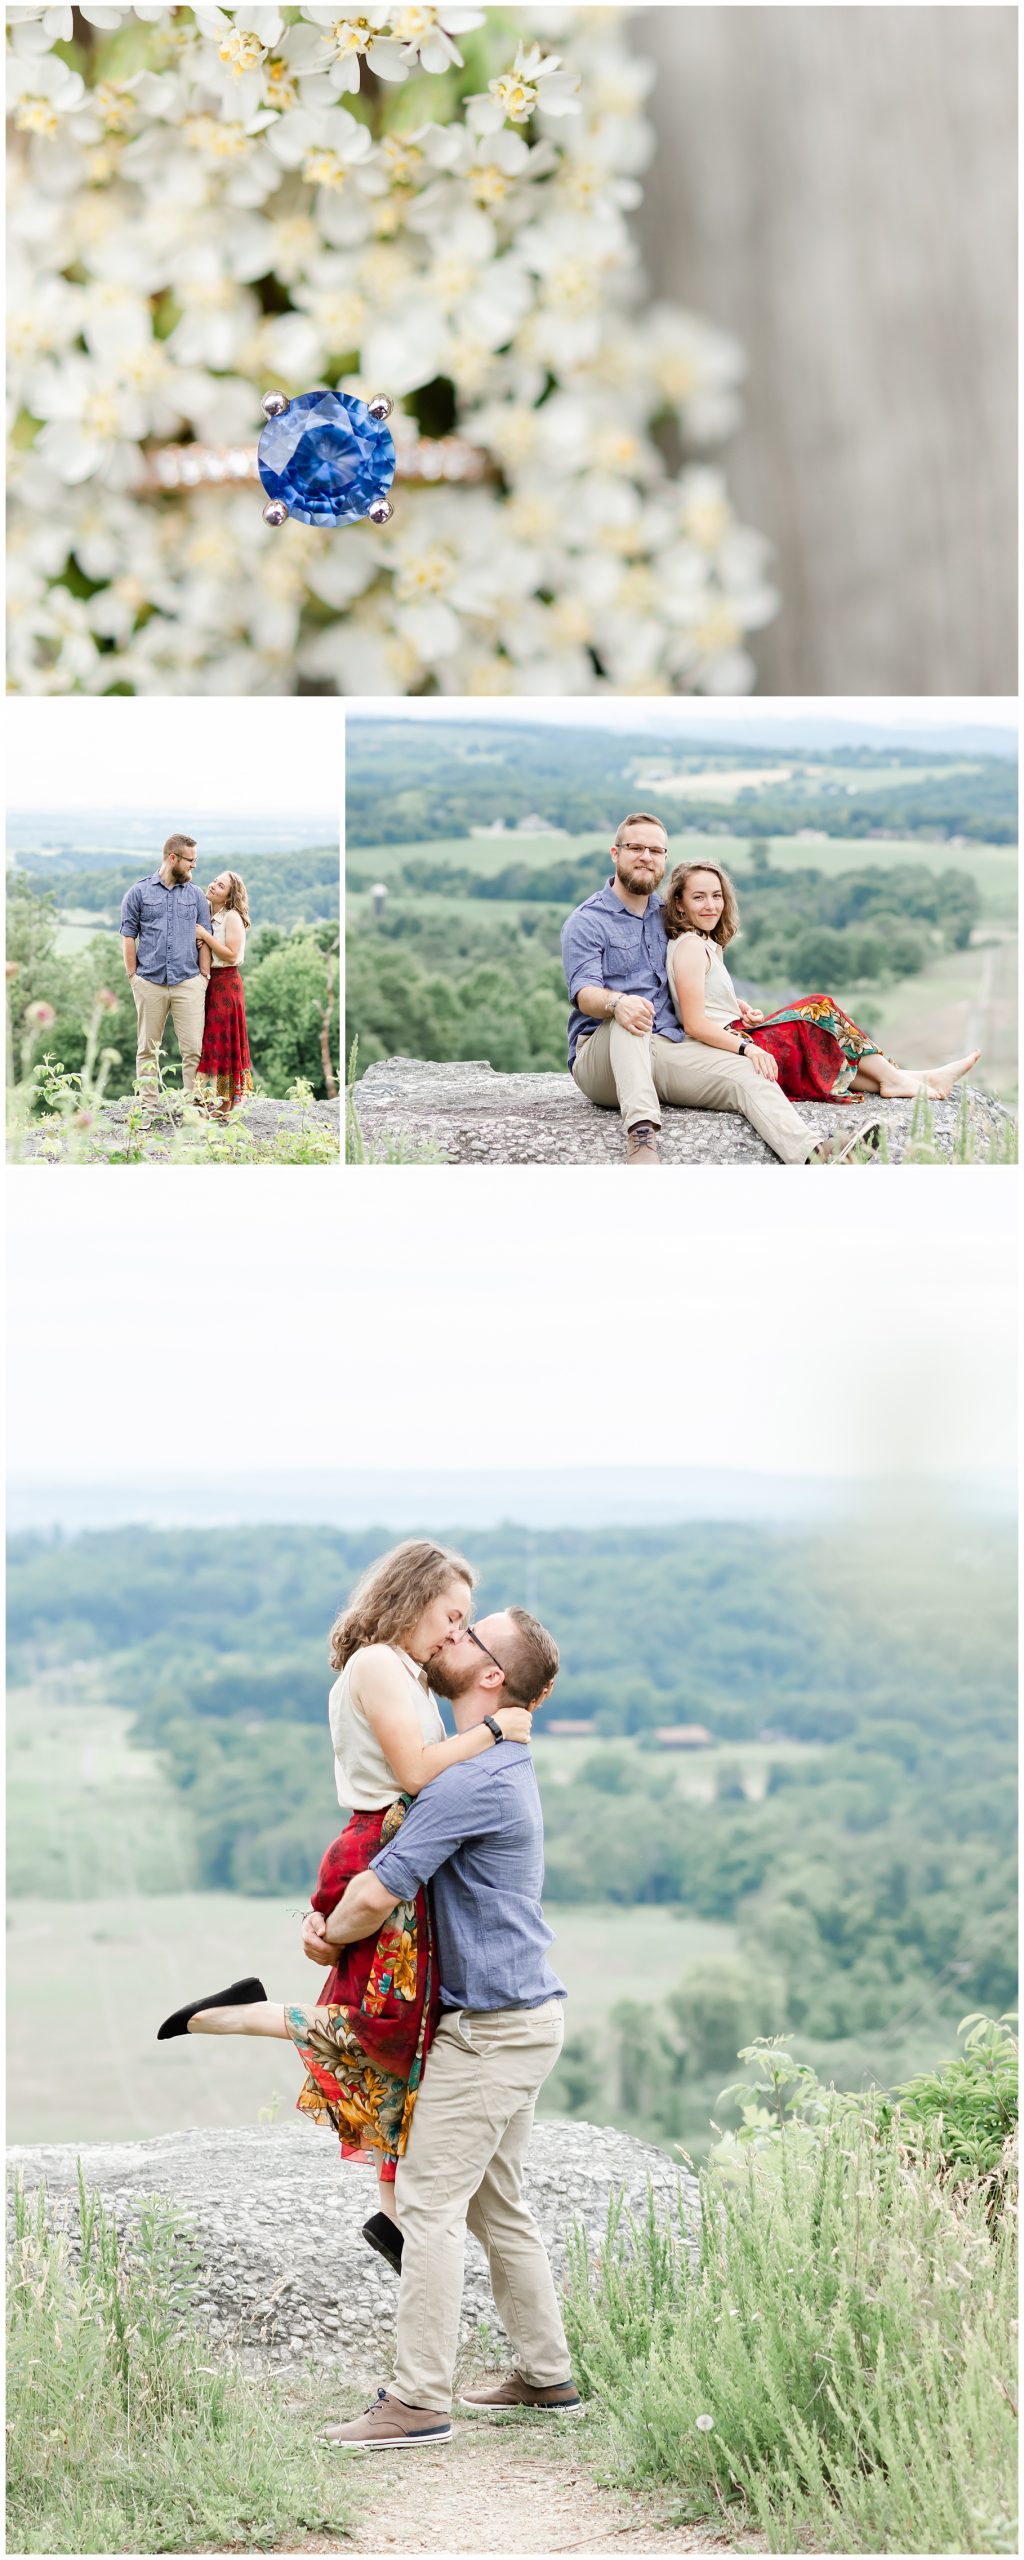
[729, 993, 880, 1101]
[194, 966, 252, 1111]
[284, 1805, 438, 2181]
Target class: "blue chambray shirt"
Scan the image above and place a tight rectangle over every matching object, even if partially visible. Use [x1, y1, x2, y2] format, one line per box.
[560, 878, 685, 1068]
[119, 872, 212, 986]
[371, 1743, 566, 2013]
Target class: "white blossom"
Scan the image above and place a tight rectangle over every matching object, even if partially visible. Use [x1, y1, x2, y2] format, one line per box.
[7, 3, 777, 695]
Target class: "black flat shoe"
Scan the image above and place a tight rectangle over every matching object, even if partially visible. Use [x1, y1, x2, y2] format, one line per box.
[362, 2211, 403, 2275]
[157, 1976, 267, 2040]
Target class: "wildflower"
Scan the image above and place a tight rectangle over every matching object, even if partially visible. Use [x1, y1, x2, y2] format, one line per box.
[25, 1001, 57, 1027]
[695, 2414, 714, 2432]
[93, 988, 119, 1014]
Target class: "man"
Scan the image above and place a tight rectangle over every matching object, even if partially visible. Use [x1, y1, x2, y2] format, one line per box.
[302, 1605, 580, 2450]
[561, 813, 869, 1166]
[119, 833, 212, 1098]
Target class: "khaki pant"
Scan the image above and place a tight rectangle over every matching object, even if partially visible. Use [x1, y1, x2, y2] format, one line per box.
[393, 1999, 569, 2414]
[572, 1019, 815, 1164]
[132, 974, 207, 1095]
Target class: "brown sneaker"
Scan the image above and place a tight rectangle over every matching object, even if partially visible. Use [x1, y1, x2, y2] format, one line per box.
[625, 1119, 661, 1164]
[458, 2372, 583, 2415]
[808, 1116, 882, 1165]
[324, 2388, 452, 2450]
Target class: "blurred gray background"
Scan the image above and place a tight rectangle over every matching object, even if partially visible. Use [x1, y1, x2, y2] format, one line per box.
[639, 6, 1017, 693]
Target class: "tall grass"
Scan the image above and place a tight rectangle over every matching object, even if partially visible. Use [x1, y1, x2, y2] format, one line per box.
[7, 2170, 352, 2554]
[565, 2087, 1017, 2553]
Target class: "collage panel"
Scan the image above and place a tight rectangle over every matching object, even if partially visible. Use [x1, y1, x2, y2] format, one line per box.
[345, 695, 1017, 1168]
[7, 697, 342, 1164]
[6, 1178, 1018, 2551]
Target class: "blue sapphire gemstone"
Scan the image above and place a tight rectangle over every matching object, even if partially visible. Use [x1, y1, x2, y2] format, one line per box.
[257, 391, 396, 528]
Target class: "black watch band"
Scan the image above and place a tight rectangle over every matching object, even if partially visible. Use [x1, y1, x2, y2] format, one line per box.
[483, 1714, 503, 1744]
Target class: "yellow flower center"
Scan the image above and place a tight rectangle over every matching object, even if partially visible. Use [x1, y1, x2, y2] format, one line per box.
[470, 162, 510, 207]
[492, 74, 537, 119]
[15, 98, 59, 138]
[330, 17, 376, 59]
[380, 135, 424, 182]
[93, 81, 134, 130]
[265, 59, 299, 109]
[218, 29, 267, 71]
[184, 116, 253, 159]
[303, 149, 349, 188]
[391, 6, 437, 38]
[394, 546, 455, 601]
[82, 389, 124, 437]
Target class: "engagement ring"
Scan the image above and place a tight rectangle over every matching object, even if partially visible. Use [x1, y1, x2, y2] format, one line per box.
[139, 390, 497, 529]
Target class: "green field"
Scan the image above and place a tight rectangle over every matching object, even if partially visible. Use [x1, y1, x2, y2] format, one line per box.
[536, 1729, 824, 1804]
[6, 1692, 740, 2142]
[350, 828, 1015, 916]
[6, 1891, 736, 2144]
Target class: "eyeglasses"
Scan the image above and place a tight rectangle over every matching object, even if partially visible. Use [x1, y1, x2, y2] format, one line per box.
[465, 1621, 506, 1678]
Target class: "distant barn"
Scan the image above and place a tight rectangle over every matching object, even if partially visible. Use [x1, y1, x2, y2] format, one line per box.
[654, 1725, 714, 1749]
[542, 1719, 597, 1738]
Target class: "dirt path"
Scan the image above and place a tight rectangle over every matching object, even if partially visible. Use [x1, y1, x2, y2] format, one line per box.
[291, 2415, 760, 2556]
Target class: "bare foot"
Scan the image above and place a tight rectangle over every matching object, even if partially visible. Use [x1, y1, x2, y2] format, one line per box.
[924, 1050, 981, 1100]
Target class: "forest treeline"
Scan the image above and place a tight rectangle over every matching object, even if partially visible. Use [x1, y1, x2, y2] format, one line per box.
[9, 1517, 1016, 2056]
[12, 846, 338, 932]
[346, 721, 1016, 845]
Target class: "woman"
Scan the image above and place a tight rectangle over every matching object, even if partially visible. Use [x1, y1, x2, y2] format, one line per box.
[663, 861, 980, 1105]
[156, 1541, 531, 2269]
[194, 871, 253, 1116]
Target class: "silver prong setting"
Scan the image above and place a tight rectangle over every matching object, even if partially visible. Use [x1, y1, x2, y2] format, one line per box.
[367, 394, 394, 422]
[367, 496, 394, 527]
[262, 499, 289, 527]
[261, 390, 288, 420]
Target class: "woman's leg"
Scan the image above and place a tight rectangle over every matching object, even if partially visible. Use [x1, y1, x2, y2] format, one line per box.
[376, 2168, 400, 2223]
[187, 2000, 289, 2037]
[850, 1049, 980, 1099]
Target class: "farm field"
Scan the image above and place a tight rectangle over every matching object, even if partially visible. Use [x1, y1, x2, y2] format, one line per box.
[6, 1893, 736, 2143]
[7, 1690, 197, 1897]
[350, 830, 1016, 919]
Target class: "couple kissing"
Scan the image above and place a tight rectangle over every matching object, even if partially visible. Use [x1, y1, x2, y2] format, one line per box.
[562, 813, 980, 1164]
[157, 1540, 579, 2450]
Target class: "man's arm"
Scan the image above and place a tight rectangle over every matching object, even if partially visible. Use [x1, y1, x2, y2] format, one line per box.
[119, 884, 142, 976]
[562, 911, 654, 1035]
[195, 892, 213, 980]
[318, 1868, 398, 1951]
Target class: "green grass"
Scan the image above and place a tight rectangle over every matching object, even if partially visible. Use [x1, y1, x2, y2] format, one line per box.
[6, 2172, 352, 2554]
[535, 1730, 824, 1803]
[565, 2083, 1018, 2553]
[7, 1688, 198, 1897]
[6, 1886, 736, 2144]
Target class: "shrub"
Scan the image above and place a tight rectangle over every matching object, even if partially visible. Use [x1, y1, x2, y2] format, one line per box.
[565, 2055, 1018, 2554]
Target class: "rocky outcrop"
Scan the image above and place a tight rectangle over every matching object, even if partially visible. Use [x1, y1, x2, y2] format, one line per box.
[351, 1059, 1011, 1166]
[11, 1095, 339, 1164]
[7, 2119, 695, 2383]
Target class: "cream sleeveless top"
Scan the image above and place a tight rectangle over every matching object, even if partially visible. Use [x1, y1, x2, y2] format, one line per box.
[669, 933, 739, 1028]
[212, 915, 245, 970]
[328, 1645, 444, 1809]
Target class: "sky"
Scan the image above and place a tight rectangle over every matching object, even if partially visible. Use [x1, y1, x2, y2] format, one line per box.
[6, 697, 341, 819]
[346, 696, 1018, 740]
[6, 1174, 1016, 1494]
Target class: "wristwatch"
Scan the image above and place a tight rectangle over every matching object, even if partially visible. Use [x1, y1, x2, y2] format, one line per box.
[483, 1715, 504, 1744]
[737, 1038, 749, 1055]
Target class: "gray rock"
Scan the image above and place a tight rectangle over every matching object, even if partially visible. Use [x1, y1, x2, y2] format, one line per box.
[7, 2118, 696, 2384]
[13, 1095, 339, 1164]
[351, 1058, 1011, 1166]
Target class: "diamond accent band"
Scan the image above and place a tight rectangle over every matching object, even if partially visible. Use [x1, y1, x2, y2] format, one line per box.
[138, 431, 495, 498]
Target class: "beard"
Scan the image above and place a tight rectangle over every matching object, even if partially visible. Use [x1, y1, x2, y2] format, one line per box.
[616, 857, 664, 896]
[426, 1651, 483, 1701]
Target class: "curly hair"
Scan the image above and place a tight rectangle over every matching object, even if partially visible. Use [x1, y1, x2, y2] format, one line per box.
[220, 872, 250, 928]
[329, 1540, 475, 1671]
[661, 860, 740, 949]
